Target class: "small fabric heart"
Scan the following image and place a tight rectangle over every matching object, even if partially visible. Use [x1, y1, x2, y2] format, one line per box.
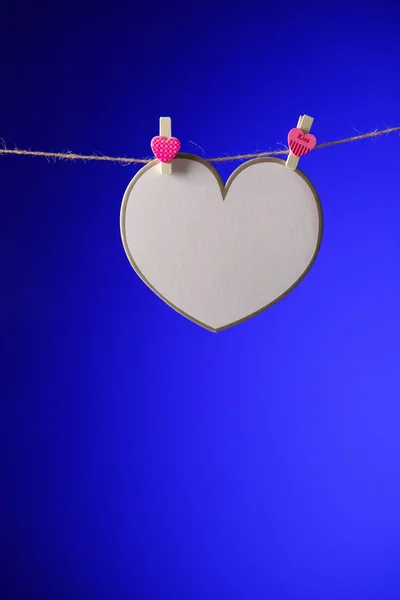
[288, 128, 317, 157]
[151, 136, 181, 163]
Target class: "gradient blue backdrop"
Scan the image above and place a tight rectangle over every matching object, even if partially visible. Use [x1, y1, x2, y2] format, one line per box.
[1, 3, 400, 599]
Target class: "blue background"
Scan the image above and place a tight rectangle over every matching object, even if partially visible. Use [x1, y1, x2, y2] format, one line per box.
[1, 2, 400, 599]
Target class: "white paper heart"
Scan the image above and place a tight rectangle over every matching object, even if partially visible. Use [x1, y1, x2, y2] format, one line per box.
[120, 154, 323, 332]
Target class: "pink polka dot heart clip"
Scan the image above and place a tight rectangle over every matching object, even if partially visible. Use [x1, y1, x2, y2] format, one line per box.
[151, 136, 181, 163]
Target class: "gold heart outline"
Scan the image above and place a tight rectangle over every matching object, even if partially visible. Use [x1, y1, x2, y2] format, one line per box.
[120, 153, 323, 333]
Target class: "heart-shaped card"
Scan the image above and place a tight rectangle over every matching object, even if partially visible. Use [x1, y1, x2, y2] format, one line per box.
[120, 154, 323, 332]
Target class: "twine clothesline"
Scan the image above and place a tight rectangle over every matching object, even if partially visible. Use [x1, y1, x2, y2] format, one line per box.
[0, 126, 398, 165]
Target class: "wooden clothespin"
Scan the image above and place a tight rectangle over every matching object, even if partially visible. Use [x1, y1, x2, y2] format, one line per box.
[150, 117, 181, 175]
[285, 115, 316, 170]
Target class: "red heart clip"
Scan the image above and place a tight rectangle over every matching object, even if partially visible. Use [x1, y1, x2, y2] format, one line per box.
[288, 128, 317, 157]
